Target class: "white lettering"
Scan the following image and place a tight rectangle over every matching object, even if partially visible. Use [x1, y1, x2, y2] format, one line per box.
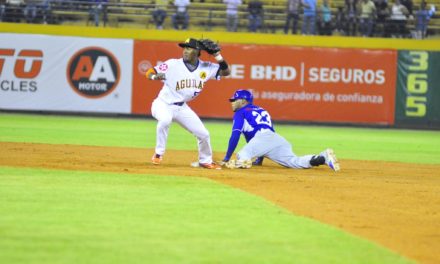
[265, 65, 282, 80]
[283, 67, 296, 80]
[307, 67, 386, 85]
[309, 68, 319, 82]
[329, 68, 340, 83]
[261, 91, 321, 102]
[78, 82, 108, 91]
[90, 56, 115, 82]
[337, 93, 383, 104]
[364, 70, 375, 84]
[352, 69, 363, 83]
[320, 68, 330, 82]
[251, 65, 265, 80]
[229, 64, 245, 79]
[376, 70, 385, 84]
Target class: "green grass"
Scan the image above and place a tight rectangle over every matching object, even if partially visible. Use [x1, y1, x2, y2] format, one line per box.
[1, 113, 440, 164]
[0, 113, 435, 263]
[0, 167, 413, 264]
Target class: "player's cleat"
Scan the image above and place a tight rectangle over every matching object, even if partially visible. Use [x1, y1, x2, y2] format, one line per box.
[225, 159, 252, 169]
[199, 162, 222, 170]
[321, 148, 340, 172]
[151, 154, 162, 165]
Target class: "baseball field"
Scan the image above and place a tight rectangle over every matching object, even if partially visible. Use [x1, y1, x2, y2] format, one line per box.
[1, 113, 439, 264]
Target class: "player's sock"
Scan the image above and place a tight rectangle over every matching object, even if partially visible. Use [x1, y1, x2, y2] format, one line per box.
[309, 155, 325, 166]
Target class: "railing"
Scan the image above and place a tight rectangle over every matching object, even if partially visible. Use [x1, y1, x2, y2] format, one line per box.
[0, 0, 439, 39]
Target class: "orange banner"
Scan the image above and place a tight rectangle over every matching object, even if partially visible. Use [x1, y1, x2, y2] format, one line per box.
[133, 41, 397, 125]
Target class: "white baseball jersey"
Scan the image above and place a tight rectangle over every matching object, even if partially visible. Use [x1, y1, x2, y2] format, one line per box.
[154, 58, 220, 104]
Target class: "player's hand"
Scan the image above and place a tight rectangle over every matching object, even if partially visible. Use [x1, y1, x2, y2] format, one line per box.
[218, 160, 227, 166]
[198, 39, 221, 55]
[156, 73, 166, 80]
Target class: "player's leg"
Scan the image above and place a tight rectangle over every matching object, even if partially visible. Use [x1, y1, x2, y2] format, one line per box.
[237, 132, 274, 160]
[228, 130, 276, 168]
[265, 133, 317, 169]
[151, 99, 173, 162]
[267, 134, 339, 170]
[174, 105, 214, 165]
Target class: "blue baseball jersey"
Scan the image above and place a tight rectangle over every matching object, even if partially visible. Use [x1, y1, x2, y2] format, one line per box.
[223, 103, 275, 161]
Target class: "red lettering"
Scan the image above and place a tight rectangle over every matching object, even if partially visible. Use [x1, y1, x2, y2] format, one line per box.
[0, 49, 15, 76]
[72, 56, 93, 80]
[14, 50, 43, 79]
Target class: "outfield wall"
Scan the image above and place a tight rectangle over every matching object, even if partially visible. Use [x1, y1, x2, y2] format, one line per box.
[1, 23, 439, 128]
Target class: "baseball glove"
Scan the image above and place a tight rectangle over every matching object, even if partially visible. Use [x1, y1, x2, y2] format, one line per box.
[198, 39, 221, 55]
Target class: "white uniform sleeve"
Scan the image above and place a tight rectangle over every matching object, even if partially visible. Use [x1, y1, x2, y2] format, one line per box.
[154, 59, 176, 74]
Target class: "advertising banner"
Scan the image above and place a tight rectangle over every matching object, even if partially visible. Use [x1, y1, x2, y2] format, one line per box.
[0, 33, 133, 114]
[132, 41, 397, 125]
[395, 51, 440, 127]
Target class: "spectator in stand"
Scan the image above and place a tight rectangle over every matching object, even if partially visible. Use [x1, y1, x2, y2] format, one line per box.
[284, 0, 301, 34]
[5, 0, 24, 22]
[389, 0, 409, 37]
[23, 0, 38, 23]
[344, 0, 358, 36]
[0, 0, 6, 21]
[374, 0, 389, 37]
[302, 0, 317, 35]
[172, 0, 190, 30]
[89, 0, 108, 27]
[400, 0, 413, 17]
[153, 0, 168, 30]
[358, 0, 376, 37]
[335, 6, 346, 35]
[40, 0, 51, 24]
[318, 0, 332, 35]
[224, 0, 242, 32]
[247, 0, 263, 32]
[414, 1, 436, 39]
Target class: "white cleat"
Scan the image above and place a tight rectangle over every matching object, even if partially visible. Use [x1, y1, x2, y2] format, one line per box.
[225, 159, 252, 169]
[322, 148, 340, 172]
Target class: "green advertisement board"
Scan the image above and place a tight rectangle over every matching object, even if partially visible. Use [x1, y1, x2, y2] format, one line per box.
[396, 51, 440, 128]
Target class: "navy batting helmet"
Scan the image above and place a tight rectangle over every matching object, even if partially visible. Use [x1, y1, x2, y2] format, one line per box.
[229, 90, 253, 103]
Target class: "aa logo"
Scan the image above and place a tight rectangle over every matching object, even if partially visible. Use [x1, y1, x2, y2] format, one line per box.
[67, 47, 120, 98]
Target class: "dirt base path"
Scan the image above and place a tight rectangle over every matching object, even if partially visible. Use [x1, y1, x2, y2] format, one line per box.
[1, 142, 440, 264]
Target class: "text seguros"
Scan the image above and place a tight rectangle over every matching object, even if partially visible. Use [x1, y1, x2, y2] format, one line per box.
[309, 67, 385, 84]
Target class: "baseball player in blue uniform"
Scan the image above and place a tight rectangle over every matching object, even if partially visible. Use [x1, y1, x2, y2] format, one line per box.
[221, 89, 340, 171]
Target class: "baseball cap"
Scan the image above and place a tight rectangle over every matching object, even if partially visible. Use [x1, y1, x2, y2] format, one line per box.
[229, 90, 253, 103]
[178, 38, 201, 50]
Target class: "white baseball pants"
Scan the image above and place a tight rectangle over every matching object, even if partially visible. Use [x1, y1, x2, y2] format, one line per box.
[237, 129, 314, 169]
[151, 98, 213, 164]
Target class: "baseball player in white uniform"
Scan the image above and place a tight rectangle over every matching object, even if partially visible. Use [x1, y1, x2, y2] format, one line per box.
[146, 38, 231, 169]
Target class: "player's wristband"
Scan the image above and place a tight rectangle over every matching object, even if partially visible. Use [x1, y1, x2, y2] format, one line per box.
[215, 54, 223, 62]
[219, 60, 228, 70]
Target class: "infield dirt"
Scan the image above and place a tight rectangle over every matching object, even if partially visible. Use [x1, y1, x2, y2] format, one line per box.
[1, 142, 439, 264]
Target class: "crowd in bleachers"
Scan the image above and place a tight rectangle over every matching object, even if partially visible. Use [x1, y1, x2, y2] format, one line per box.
[0, 0, 438, 39]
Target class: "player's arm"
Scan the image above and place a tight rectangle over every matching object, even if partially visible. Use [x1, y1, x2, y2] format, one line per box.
[213, 52, 231, 77]
[223, 130, 241, 162]
[222, 114, 244, 162]
[146, 68, 166, 80]
[198, 39, 231, 77]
